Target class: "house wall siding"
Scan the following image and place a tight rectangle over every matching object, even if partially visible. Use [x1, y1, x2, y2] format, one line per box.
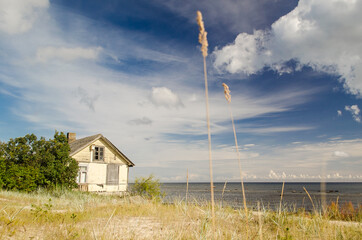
[87, 163, 107, 184]
[119, 165, 128, 183]
[73, 147, 92, 162]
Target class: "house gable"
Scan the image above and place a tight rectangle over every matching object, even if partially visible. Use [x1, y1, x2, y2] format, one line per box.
[69, 134, 134, 166]
[72, 139, 127, 165]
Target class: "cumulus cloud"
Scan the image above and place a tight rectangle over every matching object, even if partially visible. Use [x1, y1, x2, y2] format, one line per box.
[214, 0, 362, 96]
[337, 110, 342, 116]
[150, 87, 184, 108]
[269, 170, 278, 179]
[333, 151, 349, 157]
[345, 105, 361, 122]
[36, 47, 102, 62]
[0, 0, 49, 34]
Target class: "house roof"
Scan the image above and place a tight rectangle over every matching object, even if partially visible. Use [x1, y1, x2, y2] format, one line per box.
[69, 134, 135, 167]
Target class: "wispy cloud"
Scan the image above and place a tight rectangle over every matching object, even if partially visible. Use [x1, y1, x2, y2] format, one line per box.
[36, 46, 102, 62]
[128, 117, 153, 126]
[244, 144, 255, 147]
[73, 87, 99, 111]
[155, 0, 294, 36]
[242, 126, 314, 134]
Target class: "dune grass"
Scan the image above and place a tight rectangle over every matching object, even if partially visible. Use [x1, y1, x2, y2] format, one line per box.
[0, 189, 361, 239]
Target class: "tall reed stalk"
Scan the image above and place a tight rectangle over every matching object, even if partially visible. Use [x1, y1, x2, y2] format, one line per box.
[303, 186, 317, 214]
[321, 157, 327, 213]
[186, 169, 189, 205]
[279, 181, 285, 215]
[222, 83, 249, 229]
[196, 10, 215, 230]
[221, 180, 228, 207]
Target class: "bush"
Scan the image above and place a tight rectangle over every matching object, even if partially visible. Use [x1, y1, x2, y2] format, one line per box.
[327, 201, 362, 221]
[0, 131, 78, 192]
[132, 175, 164, 199]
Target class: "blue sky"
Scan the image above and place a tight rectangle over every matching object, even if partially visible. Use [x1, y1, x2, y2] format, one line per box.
[0, 0, 361, 182]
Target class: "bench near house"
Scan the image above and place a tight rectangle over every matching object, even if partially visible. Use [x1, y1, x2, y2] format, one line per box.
[68, 133, 134, 192]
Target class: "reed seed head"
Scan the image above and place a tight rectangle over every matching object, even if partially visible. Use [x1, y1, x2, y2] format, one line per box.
[196, 11, 208, 57]
[222, 83, 231, 103]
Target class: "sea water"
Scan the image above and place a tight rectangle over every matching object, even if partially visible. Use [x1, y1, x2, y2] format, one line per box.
[160, 182, 362, 211]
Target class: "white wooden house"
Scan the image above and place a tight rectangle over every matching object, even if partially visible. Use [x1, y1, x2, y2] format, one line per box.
[68, 133, 134, 192]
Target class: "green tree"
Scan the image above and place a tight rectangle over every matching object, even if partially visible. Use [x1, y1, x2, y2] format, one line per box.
[132, 174, 164, 200]
[0, 142, 6, 188]
[0, 131, 78, 192]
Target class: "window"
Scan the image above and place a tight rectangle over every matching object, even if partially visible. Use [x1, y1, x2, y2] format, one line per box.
[106, 164, 119, 185]
[94, 146, 104, 161]
[77, 166, 87, 184]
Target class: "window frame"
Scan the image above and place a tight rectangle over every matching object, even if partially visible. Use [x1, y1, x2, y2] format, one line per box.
[93, 146, 105, 161]
[77, 165, 88, 184]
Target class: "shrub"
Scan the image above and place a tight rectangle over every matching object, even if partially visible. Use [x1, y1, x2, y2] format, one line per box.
[132, 174, 164, 199]
[0, 131, 78, 192]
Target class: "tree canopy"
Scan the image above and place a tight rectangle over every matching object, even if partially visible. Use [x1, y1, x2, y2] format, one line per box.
[0, 132, 78, 192]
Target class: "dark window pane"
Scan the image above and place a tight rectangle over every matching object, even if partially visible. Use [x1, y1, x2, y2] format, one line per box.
[94, 146, 104, 161]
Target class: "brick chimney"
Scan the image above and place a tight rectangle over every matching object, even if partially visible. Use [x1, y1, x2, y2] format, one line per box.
[67, 132, 76, 143]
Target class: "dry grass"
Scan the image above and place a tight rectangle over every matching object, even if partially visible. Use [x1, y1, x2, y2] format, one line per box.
[0, 189, 361, 239]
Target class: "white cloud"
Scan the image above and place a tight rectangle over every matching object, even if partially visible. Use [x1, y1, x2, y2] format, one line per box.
[214, 0, 362, 96]
[267, 169, 361, 181]
[214, 31, 267, 75]
[345, 105, 361, 122]
[150, 87, 184, 109]
[333, 151, 349, 157]
[269, 170, 278, 179]
[36, 47, 102, 62]
[0, 0, 49, 35]
[337, 110, 342, 116]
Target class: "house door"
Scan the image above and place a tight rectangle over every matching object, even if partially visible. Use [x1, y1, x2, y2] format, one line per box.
[106, 164, 119, 185]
